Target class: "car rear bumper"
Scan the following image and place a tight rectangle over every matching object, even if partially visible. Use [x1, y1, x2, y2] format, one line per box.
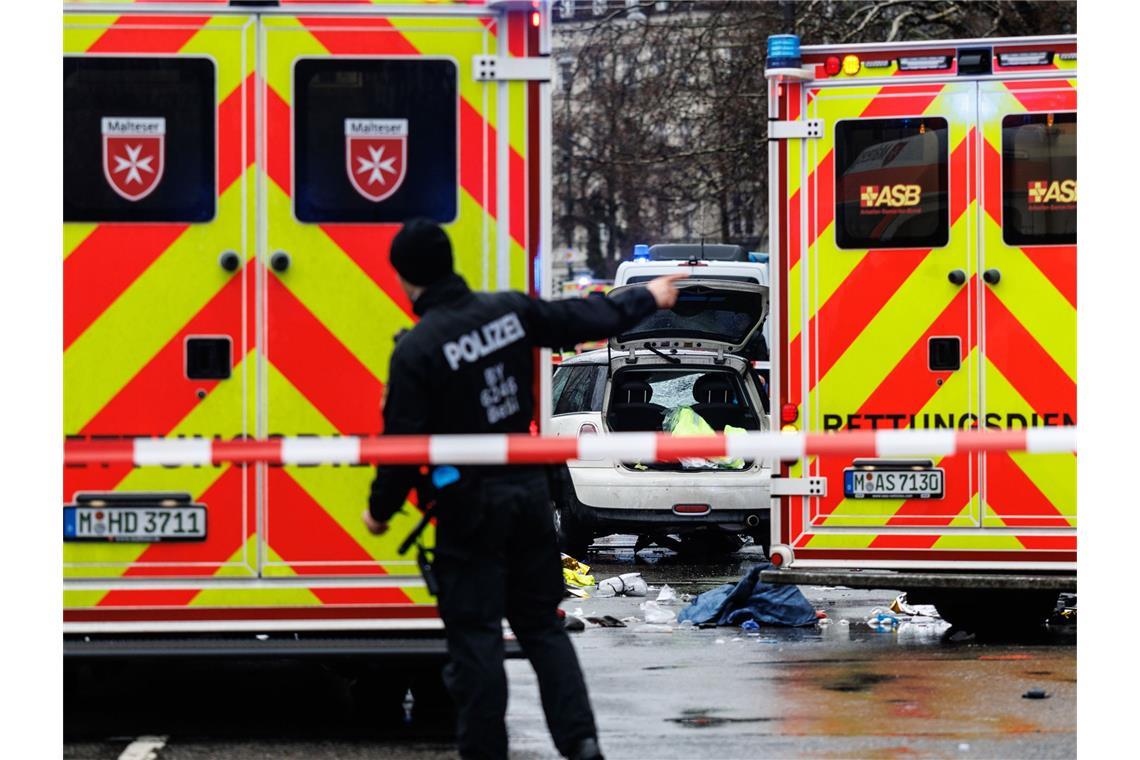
[574, 504, 769, 533]
[568, 464, 770, 511]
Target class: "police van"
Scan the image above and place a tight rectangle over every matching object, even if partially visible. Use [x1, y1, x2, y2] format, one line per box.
[63, 0, 553, 674]
[761, 34, 1076, 629]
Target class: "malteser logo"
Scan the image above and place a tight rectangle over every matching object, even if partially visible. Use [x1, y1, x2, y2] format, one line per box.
[1028, 179, 1077, 206]
[859, 184, 922, 214]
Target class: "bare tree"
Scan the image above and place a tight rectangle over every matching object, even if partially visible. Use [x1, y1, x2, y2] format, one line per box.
[553, 0, 1075, 279]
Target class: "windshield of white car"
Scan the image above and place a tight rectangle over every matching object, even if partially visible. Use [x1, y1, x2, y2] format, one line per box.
[615, 286, 764, 346]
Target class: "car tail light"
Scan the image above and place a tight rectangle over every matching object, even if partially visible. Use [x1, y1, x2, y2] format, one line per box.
[781, 403, 799, 425]
[824, 56, 841, 76]
[578, 423, 598, 436]
[673, 504, 711, 515]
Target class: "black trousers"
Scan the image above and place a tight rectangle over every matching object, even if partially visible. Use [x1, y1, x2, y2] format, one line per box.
[433, 469, 597, 760]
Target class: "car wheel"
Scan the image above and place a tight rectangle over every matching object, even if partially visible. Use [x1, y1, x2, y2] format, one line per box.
[552, 470, 594, 558]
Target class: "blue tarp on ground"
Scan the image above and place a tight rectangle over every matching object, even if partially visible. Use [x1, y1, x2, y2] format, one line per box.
[677, 563, 818, 627]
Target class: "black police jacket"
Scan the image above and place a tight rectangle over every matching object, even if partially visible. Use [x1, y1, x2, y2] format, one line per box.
[368, 273, 657, 523]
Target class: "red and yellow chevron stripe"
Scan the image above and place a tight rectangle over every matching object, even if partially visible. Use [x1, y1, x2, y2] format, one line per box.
[778, 74, 1075, 564]
[64, 3, 540, 618]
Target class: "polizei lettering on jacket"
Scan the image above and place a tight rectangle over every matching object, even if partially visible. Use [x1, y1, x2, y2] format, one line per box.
[443, 312, 526, 370]
[821, 411, 1076, 431]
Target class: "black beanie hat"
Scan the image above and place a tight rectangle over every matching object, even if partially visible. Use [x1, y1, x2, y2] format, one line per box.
[390, 218, 454, 286]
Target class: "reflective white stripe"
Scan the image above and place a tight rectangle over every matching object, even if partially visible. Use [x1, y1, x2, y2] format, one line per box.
[429, 434, 509, 464]
[876, 429, 957, 457]
[281, 437, 361, 466]
[1026, 427, 1077, 454]
[134, 439, 212, 467]
[727, 432, 806, 460]
[578, 432, 657, 461]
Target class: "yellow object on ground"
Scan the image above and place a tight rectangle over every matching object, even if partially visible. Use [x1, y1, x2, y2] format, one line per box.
[561, 554, 595, 588]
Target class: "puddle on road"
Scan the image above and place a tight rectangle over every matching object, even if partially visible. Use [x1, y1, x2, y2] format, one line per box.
[666, 709, 780, 728]
[822, 671, 902, 693]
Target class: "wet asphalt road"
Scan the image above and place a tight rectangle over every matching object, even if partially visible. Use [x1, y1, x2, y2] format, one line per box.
[65, 538, 1075, 759]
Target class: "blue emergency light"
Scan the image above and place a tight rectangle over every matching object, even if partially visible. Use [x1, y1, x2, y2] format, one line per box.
[766, 34, 802, 70]
[633, 244, 650, 261]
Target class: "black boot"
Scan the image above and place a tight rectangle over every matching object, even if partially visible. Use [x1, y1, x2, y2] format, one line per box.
[569, 736, 604, 760]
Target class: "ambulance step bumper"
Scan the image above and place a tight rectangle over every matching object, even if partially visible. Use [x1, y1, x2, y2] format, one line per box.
[65, 634, 523, 659]
[759, 568, 1076, 592]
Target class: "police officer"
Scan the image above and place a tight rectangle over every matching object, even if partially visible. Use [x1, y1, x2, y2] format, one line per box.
[362, 219, 684, 760]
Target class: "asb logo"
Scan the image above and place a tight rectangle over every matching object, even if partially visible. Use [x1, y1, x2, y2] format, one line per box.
[1028, 179, 1077, 205]
[346, 118, 408, 202]
[102, 117, 165, 202]
[860, 184, 922, 208]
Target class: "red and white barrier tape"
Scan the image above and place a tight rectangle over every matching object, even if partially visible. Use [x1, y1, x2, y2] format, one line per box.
[64, 427, 1077, 467]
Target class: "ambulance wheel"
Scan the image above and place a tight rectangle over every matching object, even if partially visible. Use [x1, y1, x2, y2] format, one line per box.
[552, 472, 594, 557]
[933, 590, 1059, 634]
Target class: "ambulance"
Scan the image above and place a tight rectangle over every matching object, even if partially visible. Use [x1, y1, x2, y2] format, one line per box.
[762, 35, 1077, 629]
[62, 0, 554, 668]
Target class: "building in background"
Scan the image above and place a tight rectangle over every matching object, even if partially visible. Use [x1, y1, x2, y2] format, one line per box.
[549, 0, 1075, 286]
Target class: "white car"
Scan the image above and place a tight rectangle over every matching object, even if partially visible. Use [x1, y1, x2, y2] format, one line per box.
[548, 272, 772, 557]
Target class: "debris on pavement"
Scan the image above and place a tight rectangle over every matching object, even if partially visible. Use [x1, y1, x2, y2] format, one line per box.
[1049, 593, 1077, 626]
[640, 600, 677, 624]
[564, 615, 586, 632]
[561, 554, 596, 590]
[890, 593, 941, 618]
[676, 563, 818, 628]
[655, 584, 678, 604]
[866, 608, 901, 631]
[595, 572, 649, 598]
[739, 619, 760, 632]
[1022, 689, 1051, 700]
[584, 615, 627, 628]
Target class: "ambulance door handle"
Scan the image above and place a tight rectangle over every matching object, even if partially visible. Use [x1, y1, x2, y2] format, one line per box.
[983, 268, 1001, 285]
[271, 251, 291, 273]
[218, 251, 241, 273]
[947, 269, 966, 286]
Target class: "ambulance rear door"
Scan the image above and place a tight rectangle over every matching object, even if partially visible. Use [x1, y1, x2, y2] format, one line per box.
[63, 11, 257, 586]
[259, 5, 545, 580]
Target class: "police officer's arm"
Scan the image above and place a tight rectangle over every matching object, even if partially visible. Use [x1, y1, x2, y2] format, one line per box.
[519, 274, 685, 348]
[368, 348, 430, 524]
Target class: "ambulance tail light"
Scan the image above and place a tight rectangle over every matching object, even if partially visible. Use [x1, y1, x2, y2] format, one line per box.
[781, 403, 799, 426]
[824, 56, 841, 76]
[997, 51, 1053, 67]
[842, 55, 861, 76]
